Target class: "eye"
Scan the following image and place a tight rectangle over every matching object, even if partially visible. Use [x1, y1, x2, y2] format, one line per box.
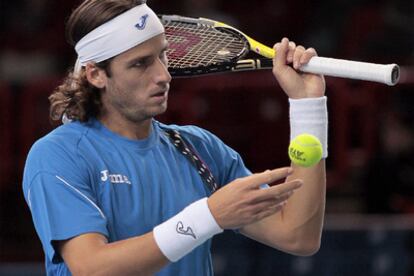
[160, 50, 167, 58]
[133, 59, 147, 67]
[160, 50, 168, 64]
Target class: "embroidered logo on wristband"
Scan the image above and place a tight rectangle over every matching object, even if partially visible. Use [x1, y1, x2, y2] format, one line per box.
[176, 221, 196, 239]
[153, 197, 223, 262]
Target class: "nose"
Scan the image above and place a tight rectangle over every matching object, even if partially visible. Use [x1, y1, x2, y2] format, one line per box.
[153, 57, 172, 84]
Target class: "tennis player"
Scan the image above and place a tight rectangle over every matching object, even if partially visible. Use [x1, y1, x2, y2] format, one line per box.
[22, 0, 327, 275]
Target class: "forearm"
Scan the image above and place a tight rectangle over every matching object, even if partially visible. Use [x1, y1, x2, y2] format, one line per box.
[94, 233, 169, 276]
[61, 198, 222, 275]
[277, 94, 327, 247]
[240, 161, 325, 255]
[281, 160, 326, 241]
[60, 232, 168, 276]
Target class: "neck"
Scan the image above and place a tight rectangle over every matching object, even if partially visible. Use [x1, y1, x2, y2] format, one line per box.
[98, 113, 153, 140]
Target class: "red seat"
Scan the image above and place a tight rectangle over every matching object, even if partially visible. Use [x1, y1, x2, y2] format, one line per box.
[326, 79, 392, 186]
[0, 82, 13, 189]
[340, 6, 384, 59]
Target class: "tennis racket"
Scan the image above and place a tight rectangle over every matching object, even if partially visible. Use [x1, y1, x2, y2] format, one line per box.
[160, 15, 400, 86]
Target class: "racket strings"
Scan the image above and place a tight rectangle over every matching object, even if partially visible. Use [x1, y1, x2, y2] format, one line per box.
[166, 22, 226, 66]
[164, 21, 246, 68]
[188, 26, 241, 65]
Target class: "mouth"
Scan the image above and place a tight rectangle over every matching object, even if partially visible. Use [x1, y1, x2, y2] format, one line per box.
[150, 89, 169, 103]
[151, 91, 168, 97]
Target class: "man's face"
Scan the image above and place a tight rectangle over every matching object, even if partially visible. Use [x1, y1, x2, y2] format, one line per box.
[101, 34, 171, 123]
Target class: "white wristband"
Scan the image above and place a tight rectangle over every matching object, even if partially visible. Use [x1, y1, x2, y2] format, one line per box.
[153, 197, 223, 262]
[289, 96, 328, 158]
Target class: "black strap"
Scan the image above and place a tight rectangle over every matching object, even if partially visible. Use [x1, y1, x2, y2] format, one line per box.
[163, 128, 219, 193]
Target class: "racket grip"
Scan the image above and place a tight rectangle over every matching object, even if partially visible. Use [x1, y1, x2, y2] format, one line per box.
[300, 56, 400, 86]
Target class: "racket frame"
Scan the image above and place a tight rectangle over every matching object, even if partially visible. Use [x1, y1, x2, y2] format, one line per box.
[160, 15, 400, 85]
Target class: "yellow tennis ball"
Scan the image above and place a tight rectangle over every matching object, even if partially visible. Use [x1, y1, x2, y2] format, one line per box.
[288, 134, 323, 167]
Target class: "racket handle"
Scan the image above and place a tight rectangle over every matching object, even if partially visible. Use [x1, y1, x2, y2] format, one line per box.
[300, 56, 400, 86]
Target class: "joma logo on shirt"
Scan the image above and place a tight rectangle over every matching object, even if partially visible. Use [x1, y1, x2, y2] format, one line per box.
[100, 170, 132, 185]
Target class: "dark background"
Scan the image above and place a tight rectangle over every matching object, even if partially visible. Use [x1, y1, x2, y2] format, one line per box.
[1, 0, 414, 275]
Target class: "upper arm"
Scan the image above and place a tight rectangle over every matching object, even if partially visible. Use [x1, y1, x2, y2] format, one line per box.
[57, 233, 109, 274]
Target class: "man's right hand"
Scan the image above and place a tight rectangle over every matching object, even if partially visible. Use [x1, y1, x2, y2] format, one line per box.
[207, 167, 303, 229]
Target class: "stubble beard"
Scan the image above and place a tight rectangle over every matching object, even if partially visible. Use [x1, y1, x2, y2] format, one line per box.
[104, 82, 168, 124]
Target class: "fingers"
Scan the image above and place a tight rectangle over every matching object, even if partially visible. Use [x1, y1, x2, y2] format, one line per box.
[273, 38, 318, 70]
[240, 167, 293, 189]
[244, 180, 302, 222]
[250, 189, 293, 207]
[273, 38, 289, 70]
[254, 179, 303, 202]
[300, 47, 317, 65]
[295, 47, 317, 69]
[287, 41, 296, 64]
[254, 202, 285, 221]
[250, 194, 291, 221]
[292, 45, 306, 69]
[210, 167, 304, 229]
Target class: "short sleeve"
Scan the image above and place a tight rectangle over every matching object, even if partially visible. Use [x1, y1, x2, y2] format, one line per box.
[22, 135, 108, 264]
[27, 172, 108, 263]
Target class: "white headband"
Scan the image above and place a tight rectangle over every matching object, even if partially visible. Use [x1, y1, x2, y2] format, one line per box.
[74, 4, 164, 69]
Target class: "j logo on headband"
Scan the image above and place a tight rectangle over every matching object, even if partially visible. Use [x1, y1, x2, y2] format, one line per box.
[135, 14, 149, 30]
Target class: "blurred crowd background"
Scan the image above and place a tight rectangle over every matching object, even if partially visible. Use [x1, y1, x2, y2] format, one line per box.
[1, 0, 414, 275]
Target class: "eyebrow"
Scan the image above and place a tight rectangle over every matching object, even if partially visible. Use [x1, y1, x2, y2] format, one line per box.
[126, 42, 169, 66]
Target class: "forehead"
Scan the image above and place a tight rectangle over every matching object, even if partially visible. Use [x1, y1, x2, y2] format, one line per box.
[113, 33, 168, 62]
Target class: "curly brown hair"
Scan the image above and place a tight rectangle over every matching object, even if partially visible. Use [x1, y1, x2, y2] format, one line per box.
[49, 0, 146, 122]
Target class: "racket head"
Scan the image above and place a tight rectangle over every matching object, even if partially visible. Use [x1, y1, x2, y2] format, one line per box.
[159, 15, 250, 76]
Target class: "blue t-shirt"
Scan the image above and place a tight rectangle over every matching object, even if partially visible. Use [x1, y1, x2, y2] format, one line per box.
[22, 118, 251, 275]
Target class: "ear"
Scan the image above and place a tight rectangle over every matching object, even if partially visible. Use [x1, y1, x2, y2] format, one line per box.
[85, 63, 108, 89]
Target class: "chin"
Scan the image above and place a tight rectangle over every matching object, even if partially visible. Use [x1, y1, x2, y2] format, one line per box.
[157, 101, 168, 114]
[148, 104, 168, 119]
